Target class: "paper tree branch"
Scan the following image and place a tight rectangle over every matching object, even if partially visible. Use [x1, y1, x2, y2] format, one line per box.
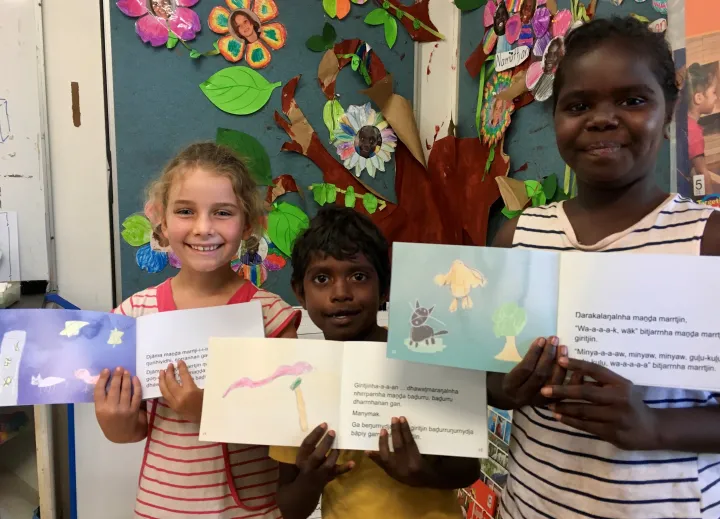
[496, 177, 530, 211]
[318, 39, 388, 100]
[374, 0, 444, 43]
[274, 76, 393, 214]
[265, 174, 301, 206]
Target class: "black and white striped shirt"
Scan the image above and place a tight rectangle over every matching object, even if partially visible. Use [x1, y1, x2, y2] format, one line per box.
[502, 194, 720, 519]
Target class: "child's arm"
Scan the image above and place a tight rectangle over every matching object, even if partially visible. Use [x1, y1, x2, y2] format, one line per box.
[273, 424, 354, 519]
[94, 367, 148, 444]
[691, 155, 720, 185]
[368, 417, 479, 489]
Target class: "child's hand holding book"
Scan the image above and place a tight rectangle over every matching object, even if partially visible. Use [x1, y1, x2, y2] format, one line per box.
[159, 360, 204, 424]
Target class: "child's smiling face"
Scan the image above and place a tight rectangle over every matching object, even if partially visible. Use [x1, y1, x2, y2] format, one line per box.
[295, 253, 383, 342]
[553, 41, 670, 189]
[696, 81, 718, 116]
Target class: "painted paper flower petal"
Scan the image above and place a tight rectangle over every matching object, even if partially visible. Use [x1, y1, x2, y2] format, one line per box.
[245, 41, 271, 69]
[518, 24, 533, 47]
[484, 0, 497, 28]
[336, 0, 351, 19]
[533, 31, 552, 57]
[218, 35, 245, 62]
[226, 0, 250, 10]
[496, 34, 512, 53]
[533, 73, 554, 102]
[136, 15, 169, 47]
[264, 253, 286, 271]
[176, 0, 199, 6]
[136, 244, 168, 273]
[526, 61, 544, 90]
[505, 14, 522, 44]
[552, 9, 572, 38]
[532, 7, 551, 38]
[260, 22, 286, 50]
[242, 264, 267, 286]
[483, 27, 498, 56]
[169, 7, 201, 41]
[209, 6, 231, 34]
[117, 0, 147, 18]
[168, 251, 181, 268]
[253, 0, 279, 23]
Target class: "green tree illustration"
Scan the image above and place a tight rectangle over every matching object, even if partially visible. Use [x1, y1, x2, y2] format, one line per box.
[492, 303, 527, 362]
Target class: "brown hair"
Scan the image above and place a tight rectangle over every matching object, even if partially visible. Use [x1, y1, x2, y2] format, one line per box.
[146, 142, 264, 235]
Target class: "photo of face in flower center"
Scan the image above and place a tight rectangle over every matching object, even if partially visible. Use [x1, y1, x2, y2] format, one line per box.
[230, 9, 261, 43]
[148, 0, 175, 19]
[543, 37, 565, 75]
[355, 125, 382, 159]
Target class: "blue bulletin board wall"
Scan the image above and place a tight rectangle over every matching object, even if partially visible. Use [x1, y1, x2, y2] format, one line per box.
[457, 0, 672, 241]
[110, 0, 415, 305]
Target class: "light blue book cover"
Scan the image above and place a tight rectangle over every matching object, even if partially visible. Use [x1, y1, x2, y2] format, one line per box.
[387, 243, 560, 373]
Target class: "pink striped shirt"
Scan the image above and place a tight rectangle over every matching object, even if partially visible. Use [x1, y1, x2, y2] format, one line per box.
[114, 279, 301, 518]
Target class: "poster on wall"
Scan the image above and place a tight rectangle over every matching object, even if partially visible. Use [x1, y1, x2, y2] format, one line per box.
[675, 1, 720, 205]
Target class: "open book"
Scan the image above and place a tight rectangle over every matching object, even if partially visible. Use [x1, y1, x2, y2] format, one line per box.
[388, 242, 720, 392]
[0, 302, 264, 406]
[199, 338, 488, 459]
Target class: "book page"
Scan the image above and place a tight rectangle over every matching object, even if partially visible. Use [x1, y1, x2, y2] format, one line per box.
[558, 252, 720, 391]
[388, 243, 560, 374]
[199, 338, 344, 447]
[337, 342, 488, 458]
[135, 301, 265, 399]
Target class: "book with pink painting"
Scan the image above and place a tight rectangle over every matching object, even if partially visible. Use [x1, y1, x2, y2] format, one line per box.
[0, 302, 264, 406]
[199, 338, 488, 458]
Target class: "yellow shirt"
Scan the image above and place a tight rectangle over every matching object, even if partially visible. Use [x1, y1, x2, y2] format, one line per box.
[269, 447, 463, 519]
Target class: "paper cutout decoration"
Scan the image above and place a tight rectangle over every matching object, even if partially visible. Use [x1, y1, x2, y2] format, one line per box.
[208, 0, 286, 68]
[483, 0, 522, 56]
[116, 0, 201, 47]
[495, 46, 530, 72]
[323, 0, 369, 19]
[365, 8, 399, 49]
[333, 103, 397, 178]
[648, 18, 667, 33]
[481, 72, 515, 146]
[652, 0, 667, 14]
[371, 0, 444, 43]
[310, 182, 386, 213]
[200, 66, 281, 115]
[232, 233, 286, 286]
[267, 202, 310, 257]
[496, 173, 569, 219]
[120, 213, 180, 273]
[323, 100, 345, 142]
[216, 128, 273, 185]
[306, 23, 338, 52]
[526, 35, 565, 102]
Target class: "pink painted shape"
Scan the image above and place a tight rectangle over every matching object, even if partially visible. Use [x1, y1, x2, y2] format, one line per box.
[484, 0, 497, 28]
[117, 0, 148, 18]
[526, 61, 544, 90]
[552, 10, 572, 38]
[506, 14, 522, 44]
[222, 362, 313, 398]
[74, 369, 100, 385]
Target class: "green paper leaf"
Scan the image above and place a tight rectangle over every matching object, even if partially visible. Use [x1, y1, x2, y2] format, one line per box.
[121, 215, 152, 247]
[323, 22, 336, 43]
[553, 189, 570, 202]
[323, 0, 337, 18]
[454, 0, 487, 10]
[345, 186, 356, 208]
[167, 31, 179, 49]
[312, 183, 328, 205]
[216, 128, 273, 186]
[542, 174, 558, 200]
[323, 99, 345, 141]
[524, 180, 543, 198]
[485, 145, 496, 174]
[326, 185, 337, 204]
[501, 207, 522, 219]
[189, 49, 202, 58]
[363, 193, 379, 214]
[365, 8, 389, 25]
[200, 66, 281, 116]
[267, 202, 310, 257]
[306, 35, 329, 52]
[384, 18, 398, 48]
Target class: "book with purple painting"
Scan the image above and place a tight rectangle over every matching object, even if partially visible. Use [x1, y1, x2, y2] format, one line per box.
[0, 302, 264, 406]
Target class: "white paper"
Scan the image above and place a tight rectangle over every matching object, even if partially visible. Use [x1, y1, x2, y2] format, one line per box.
[558, 252, 720, 391]
[136, 301, 265, 399]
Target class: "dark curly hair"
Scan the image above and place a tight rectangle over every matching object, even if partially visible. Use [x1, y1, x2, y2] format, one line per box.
[290, 206, 390, 298]
[552, 16, 679, 111]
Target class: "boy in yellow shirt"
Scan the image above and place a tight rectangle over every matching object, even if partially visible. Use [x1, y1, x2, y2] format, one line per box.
[269, 207, 480, 519]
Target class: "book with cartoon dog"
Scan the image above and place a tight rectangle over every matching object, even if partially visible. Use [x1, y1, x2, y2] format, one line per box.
[388, 242, 720, 392]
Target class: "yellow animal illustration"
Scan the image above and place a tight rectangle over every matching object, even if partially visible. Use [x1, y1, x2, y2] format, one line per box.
[434, 260, 487, 312]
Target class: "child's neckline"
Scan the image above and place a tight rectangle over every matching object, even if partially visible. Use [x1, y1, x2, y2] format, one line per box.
[156, 278, 255, 311]
[555, 193, 676, 251]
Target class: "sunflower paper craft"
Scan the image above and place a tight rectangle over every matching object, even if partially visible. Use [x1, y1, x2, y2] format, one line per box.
[117, 0, 201, 47]
[232, 234, 286, 286]
[208, 0, 286, 68]
[483, 0, 522, 57]
[481, 72, 515, 146]
[333, 103, 397, 179]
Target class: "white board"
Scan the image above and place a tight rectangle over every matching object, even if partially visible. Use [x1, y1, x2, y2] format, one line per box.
[0, 211, 20, 281]
[0, 0, 54, 282]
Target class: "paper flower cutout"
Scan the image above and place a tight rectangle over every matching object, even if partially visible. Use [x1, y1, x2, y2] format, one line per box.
[323, 0, 369, 20]
[208, 0, 286, 68]
[120, 213, 180, 274]
[231, 234, 286, 287]
[116, 0, 201, 47]
[333, 103, 397, 178]
[483, 0, 522, 56]
[481, 72, 515, 146]
[526, 35, 565, 102]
